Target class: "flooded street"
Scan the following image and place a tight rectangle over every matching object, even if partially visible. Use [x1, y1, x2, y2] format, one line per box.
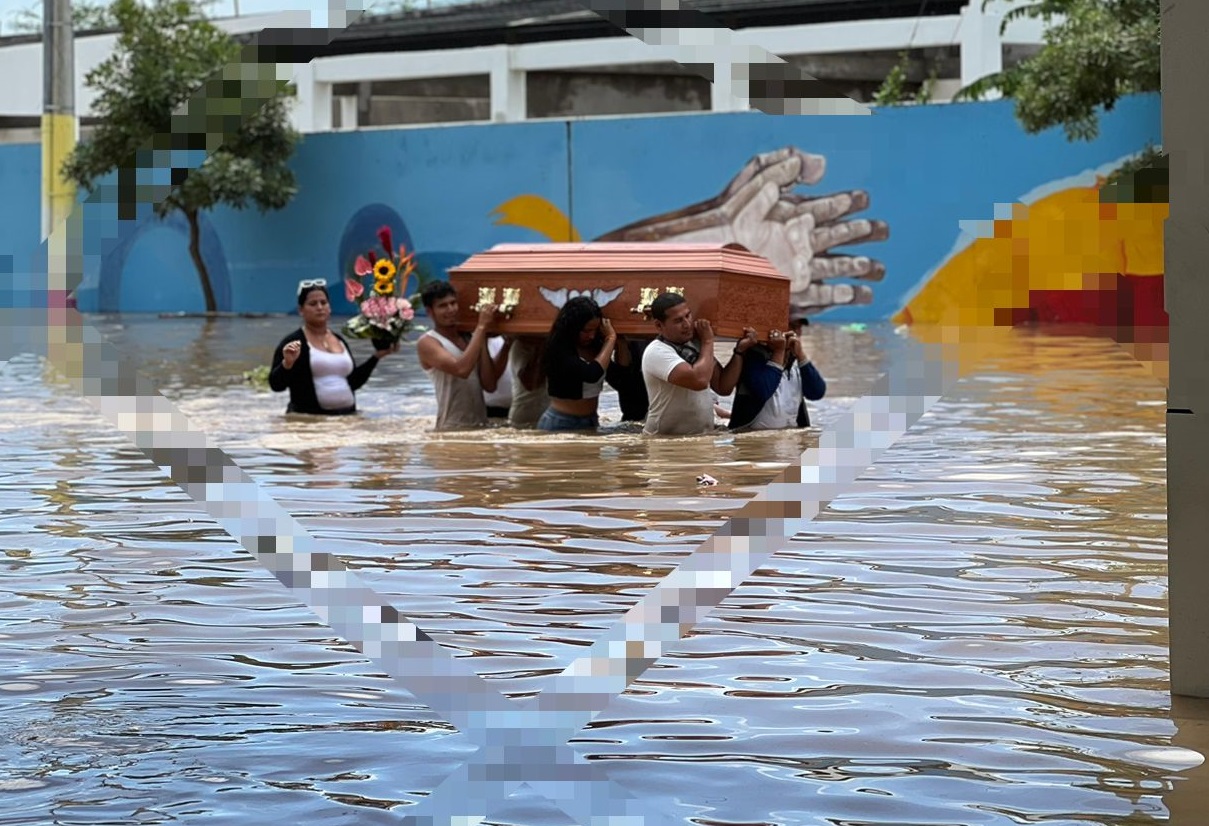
[0, 314, 1191, 825]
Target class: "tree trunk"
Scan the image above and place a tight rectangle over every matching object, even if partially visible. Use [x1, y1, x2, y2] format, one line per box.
[185, 207, 217, 313]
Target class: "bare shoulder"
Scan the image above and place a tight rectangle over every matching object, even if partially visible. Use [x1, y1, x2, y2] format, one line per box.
[415, 333, 440, 363]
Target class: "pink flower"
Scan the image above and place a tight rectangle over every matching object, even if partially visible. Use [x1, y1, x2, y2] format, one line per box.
[354, 256, 372, 277]
[401, 307, 415, 321]
[345, 278, 364, 302]
[361, 295, 395, 322]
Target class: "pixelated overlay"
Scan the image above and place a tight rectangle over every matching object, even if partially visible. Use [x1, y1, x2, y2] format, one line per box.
[579, 0, 870, 115]
[1, 4, 1158, 826]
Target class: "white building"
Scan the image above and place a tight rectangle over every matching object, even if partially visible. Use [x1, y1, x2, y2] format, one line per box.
[0, 0, 1051, 142]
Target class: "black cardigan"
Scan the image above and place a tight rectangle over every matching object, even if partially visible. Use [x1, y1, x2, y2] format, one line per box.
[269, 329, 380, 415]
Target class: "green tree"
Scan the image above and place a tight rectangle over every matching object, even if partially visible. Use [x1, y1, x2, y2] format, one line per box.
[873, 51, 939, 107]
[956, 0, 1160, 141]
[62, 0, 300, 313]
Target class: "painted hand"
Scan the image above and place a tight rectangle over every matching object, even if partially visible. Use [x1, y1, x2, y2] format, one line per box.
[598, 147, 888, 317]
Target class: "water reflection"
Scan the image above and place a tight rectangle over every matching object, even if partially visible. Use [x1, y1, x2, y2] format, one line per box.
[0, 315, 1190, 826]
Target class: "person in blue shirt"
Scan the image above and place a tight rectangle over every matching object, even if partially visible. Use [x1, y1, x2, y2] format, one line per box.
[725, 324, 826, 432]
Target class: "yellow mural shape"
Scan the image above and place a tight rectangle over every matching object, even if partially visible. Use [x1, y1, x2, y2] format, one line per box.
[893, 184, 1168, 329]
[490, 194, 582, 243]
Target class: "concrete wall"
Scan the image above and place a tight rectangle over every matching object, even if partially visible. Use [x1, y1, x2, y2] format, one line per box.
[0, 95, 1161, 322]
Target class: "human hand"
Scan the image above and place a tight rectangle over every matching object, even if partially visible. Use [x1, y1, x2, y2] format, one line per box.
[597, 146, 888, 317]
[476, 303, 498, 330]
[282, 340, 301, 369]
[374, 341, 400, 359]
[735, 326, 758, 353]
[787, 332, 808, 364]
[601, 318, 617, 342]
[769, 329, 787, 357]
[695, 318, 715, 345]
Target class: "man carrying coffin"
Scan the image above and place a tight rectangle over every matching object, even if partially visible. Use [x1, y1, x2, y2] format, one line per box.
[640, 292, 752, 436]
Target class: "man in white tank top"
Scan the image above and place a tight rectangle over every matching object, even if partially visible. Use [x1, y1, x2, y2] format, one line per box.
[416, 281, 501, 431]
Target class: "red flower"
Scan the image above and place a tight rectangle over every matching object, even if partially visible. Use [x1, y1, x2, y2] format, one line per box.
[378, 226, 394, 256]
[354, 256, 372, 276]
[367, 251, 377, 265]
[345, 278, 364, 303]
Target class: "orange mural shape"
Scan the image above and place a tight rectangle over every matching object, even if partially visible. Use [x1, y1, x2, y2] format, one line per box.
[894, 183, 1169, 383]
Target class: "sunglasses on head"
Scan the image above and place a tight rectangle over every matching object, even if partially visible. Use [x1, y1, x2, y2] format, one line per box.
[297, 278, 327, 294]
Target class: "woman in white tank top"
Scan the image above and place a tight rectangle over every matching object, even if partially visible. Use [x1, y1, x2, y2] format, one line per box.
[269, 282, 398, 415]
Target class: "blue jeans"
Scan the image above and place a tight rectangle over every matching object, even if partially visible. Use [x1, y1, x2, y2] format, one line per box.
[537, 408, 599, 432]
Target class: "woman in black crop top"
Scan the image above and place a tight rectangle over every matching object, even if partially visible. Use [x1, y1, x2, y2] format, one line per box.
[536, 296, 617, 432]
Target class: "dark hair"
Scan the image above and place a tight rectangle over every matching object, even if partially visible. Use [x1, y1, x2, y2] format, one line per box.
[421, 280, 457, 309]
[651, 292, 687, 322]
[298, 285, 329, 307]
[543, 296, 603, 374]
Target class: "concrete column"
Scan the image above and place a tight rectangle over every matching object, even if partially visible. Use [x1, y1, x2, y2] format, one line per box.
[1165, 0, 1209, 698]
[311, 77, 333, 133]
[711, 59, 739, 112]
[489, 46, 526, 122]
[337, 95, 357, 130]
[289, 63, 333, 133]
[959, 1, 1003, 90]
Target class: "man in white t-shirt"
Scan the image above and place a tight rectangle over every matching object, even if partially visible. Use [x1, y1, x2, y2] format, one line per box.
[640, 292, 748, 436]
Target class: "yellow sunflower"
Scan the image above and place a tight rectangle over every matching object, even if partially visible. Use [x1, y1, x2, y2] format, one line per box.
[374, 259, 397, 280]
[373, 278, 396, 296]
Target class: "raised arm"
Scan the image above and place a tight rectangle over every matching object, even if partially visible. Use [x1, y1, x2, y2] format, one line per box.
[713, 326, 757, 396]
[416, 304, 497, 380]
[666, 319, 717, 391]
[478, 334, 499, 393]
[269, 337, 300, 392]
[517, 339, 546, 391]
[593, 320, 618, 372]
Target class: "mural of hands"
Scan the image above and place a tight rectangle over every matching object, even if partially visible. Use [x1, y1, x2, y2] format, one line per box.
[597, 147, 889, 317]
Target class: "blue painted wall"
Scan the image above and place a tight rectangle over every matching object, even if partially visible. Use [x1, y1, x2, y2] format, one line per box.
[0, 95, 1162, 320]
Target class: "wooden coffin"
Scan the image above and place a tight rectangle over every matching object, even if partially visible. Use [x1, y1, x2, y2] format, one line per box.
[446, 242, 790, 339]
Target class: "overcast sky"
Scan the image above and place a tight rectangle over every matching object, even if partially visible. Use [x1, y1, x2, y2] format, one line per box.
[0, 0, 459, 36]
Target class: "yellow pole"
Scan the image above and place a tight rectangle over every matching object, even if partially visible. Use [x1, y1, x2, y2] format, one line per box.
[42, 0, 76, 242]
[41, 112, 77, 238]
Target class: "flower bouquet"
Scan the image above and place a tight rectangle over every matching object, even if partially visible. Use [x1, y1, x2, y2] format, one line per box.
[342, 226, 418, 351]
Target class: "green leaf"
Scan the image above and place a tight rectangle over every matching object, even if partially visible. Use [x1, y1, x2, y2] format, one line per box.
[61, 0, 301, 312]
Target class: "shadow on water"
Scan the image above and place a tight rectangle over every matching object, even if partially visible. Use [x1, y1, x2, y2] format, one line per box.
[0, 314, 1198, 826]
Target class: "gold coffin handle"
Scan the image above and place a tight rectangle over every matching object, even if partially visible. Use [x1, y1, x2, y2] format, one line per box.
[471, 286, 499, 312]
[631, 286, 687, 317]
[499, 287, 521, 318]
[630, 286, 662, 317]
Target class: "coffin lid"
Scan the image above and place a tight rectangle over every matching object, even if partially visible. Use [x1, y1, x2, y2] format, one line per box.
[448, 242, 787, 279]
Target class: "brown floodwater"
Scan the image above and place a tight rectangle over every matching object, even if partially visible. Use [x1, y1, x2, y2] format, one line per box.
[0, 314, 1195, 826]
